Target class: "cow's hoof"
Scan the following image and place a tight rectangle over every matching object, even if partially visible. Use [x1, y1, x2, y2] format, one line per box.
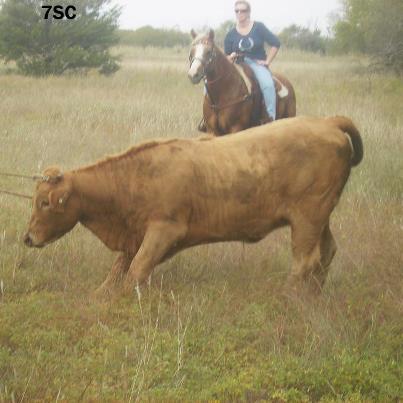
[282, 277, 323, 302]
[122, 281, 136, 298]
[91, 284, 117, 301]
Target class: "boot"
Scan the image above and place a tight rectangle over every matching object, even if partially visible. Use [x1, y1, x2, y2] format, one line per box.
[260, 114, 273, 125]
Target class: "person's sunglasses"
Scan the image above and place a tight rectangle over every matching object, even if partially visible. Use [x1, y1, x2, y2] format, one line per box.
[235, 9, 248, 13]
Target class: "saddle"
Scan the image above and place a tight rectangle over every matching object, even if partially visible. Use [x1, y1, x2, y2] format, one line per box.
[235, 61, 289, 125]
[235, 61, 289, 99]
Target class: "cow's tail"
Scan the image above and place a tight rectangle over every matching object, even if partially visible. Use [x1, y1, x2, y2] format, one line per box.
[327, 116, 363, 166]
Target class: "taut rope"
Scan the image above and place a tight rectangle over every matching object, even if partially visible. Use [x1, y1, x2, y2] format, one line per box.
[0, 189, 32, 199]
[0, 172, 36, 199]
[0, 171, 49, 182]
[0, 172, 36, 180]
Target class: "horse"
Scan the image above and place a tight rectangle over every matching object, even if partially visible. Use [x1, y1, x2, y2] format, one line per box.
[188, 29, 296, 136]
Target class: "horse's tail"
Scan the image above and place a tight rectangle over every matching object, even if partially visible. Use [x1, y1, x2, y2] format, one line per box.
[273, 73, 296, 118]
[285, 81, 296, 117]
[327, 116, 364, 166]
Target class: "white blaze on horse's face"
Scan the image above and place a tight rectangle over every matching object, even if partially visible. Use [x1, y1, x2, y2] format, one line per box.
[188, 43, 206, 84]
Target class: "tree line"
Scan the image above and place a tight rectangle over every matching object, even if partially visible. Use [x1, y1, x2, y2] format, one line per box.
[0, 0, 401, 76]
[332, 0, 402, 75]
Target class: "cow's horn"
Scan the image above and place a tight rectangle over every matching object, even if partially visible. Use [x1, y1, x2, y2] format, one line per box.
[33, 173, 63, 183]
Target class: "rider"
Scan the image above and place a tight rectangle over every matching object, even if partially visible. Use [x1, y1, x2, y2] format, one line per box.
[224, 0, 280, 122]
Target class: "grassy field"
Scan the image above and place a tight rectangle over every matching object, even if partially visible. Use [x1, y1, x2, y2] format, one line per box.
[0, 46, 402, 401]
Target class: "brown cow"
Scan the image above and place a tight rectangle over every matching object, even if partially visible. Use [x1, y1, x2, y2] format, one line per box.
[24, 116, 363, 296]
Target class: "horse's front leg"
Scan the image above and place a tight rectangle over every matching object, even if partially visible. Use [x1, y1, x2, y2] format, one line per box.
[205, 113, 221, 135]
[228, 124, 245, 133]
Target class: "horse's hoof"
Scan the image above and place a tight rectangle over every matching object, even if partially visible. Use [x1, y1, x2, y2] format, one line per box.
[197, 119, 207, 132]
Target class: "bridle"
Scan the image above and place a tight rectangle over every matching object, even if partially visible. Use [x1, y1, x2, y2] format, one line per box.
[189, 43, 217, 80]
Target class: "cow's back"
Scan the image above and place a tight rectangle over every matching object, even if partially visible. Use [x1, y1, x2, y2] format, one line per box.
[174, 117, 353, 244]
[118, 117, 353, 245]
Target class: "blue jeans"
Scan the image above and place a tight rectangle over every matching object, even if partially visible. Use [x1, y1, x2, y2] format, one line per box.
[244, 57, 276, 120]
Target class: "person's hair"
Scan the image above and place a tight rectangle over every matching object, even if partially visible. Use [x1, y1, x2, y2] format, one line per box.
[234, 0, 251, 12]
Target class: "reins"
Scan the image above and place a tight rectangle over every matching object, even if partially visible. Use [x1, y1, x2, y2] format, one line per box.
[205, 87, 252, 111]
[203, 55, 253, 112]
[205, 73, 224, 85]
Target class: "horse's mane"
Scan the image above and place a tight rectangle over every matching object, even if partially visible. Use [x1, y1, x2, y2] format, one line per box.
[191, 32, 211, 45]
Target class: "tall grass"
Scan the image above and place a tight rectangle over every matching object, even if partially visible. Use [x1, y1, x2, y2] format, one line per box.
[0, 48, 402, 401]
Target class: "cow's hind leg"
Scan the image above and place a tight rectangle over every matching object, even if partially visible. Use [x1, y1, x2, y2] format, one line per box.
[286, 220, 336, 295]
[93, 252, 133, 299]
[314, 223, 337, 288]
[123, 220, 187, 295]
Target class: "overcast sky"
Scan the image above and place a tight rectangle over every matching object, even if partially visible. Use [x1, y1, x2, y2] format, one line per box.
[116, 0, 342, 34]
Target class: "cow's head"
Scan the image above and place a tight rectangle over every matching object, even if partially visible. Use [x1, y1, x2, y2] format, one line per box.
[24, 167, 79, 248]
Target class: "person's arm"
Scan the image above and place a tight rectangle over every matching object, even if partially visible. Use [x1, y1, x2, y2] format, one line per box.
[256, 22, 280, 67]
[224, 30, 237, 62]
[265, 46, 279, 67]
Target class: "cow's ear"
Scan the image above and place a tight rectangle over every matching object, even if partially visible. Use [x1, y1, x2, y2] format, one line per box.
[49, 189, 71, 213]
[190, 29, 197, 39]
[48, 179, 72, 213]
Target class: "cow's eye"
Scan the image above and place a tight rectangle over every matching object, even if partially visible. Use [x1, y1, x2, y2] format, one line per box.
[40, 199, 50, 209]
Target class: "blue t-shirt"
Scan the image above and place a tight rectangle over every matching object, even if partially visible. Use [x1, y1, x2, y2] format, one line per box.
[224, 21, 280, 60]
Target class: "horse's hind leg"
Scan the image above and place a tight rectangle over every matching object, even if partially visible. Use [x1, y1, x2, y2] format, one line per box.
[286, 219, 336, 294]
[285, 84, 296, 118]
[282, 78, 296, 118]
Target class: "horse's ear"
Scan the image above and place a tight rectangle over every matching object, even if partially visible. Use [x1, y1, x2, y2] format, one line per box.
[190, 29, 197, 39]
[208, 29, 215, 41]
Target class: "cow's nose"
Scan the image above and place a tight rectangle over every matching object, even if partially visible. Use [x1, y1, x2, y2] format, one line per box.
[23, 233, 33, 247]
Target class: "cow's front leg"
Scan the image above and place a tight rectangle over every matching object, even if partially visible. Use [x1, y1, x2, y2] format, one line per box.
[123, 220, 187, 295]
[93, 252, 133, 299]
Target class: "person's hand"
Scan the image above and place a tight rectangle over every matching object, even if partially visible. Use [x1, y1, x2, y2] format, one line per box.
[227, 52, 237, 63]
[256, 59, 269, 67]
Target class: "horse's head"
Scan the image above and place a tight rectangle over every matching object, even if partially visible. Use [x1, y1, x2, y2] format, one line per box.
[188, 29, 216, 84]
